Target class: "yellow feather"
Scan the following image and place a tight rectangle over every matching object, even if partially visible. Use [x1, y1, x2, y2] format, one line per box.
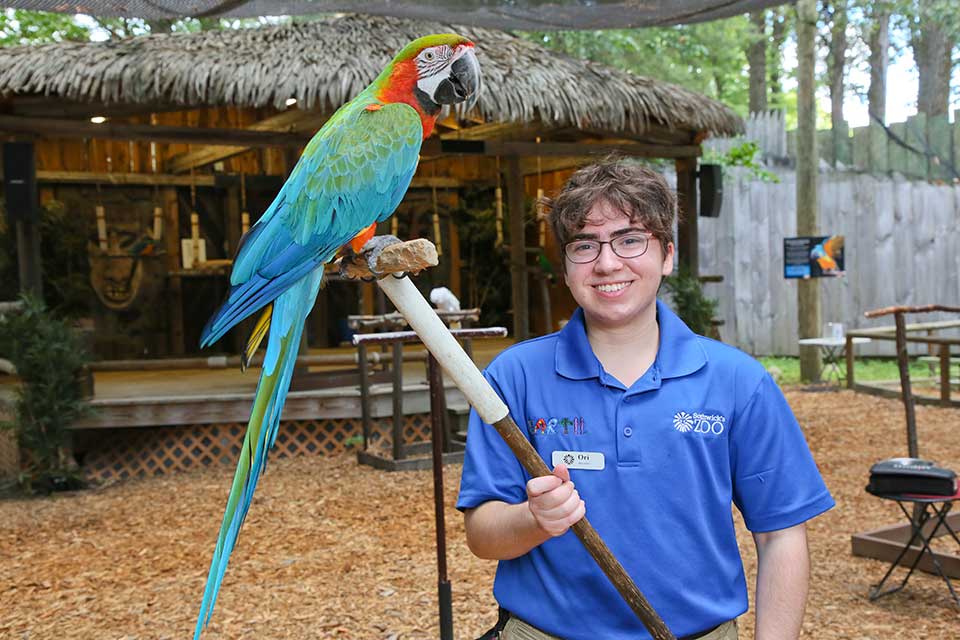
[241, 305, 272, 372]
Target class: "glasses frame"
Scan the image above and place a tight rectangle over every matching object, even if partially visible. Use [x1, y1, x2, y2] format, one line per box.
[562, 232, 654, 264]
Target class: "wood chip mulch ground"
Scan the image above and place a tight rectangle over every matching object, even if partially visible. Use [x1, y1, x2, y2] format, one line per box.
[2, 388, 959, 639]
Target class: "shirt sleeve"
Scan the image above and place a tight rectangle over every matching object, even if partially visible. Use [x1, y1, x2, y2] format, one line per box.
[456, 367, 529, 511]
[729, 373, 835, 532]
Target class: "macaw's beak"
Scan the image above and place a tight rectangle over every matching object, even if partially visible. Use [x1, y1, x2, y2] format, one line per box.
[434, 46, 482, 112]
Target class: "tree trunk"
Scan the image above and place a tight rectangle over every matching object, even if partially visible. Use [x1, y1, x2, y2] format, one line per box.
[146, 19, 174, 34]
[867, 10, 890, 123]
[747, 11, 768, 113]
[913, 8, 954, 116]
[769, 8, 788, 103]
[826, 0, 848, 167]
[796, 0, 822, 383]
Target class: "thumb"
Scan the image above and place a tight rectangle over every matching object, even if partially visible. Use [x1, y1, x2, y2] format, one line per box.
[552, 463, 571, 484]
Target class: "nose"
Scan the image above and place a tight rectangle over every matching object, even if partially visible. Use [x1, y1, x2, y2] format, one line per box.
[592, 242, 623, 272]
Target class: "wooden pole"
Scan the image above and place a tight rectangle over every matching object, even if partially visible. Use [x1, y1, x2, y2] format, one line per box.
[507, 155, 529, 340]
[893, 311, 918, 458]
[15, 219, 43, 298]
[675, 157, 699, 275]
[796, 0, 823, 383]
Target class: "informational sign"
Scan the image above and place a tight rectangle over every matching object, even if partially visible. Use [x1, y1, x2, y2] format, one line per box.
[783, 235, 845, 278]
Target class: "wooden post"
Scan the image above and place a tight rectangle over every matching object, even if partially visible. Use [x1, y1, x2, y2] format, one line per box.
[940, 343, 951, 407]
[675, 157, 698, 275]
[224, 186, 242, 257]
[162, 187, 185, 355]
[796, 0, 822, 383]
[15, 219, 43, 298]
[893, 312, 918, 458]
[507, 155, 529, 340]
[846, 334, 855, 389]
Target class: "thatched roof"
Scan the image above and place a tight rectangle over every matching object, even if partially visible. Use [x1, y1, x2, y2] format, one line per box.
[0, 14, 743, 137]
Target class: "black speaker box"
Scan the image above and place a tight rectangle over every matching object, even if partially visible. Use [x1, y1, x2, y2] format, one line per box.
[3, 142, 39, 224]
[699, 163, 723, 218]
[867, 458, 958, 497]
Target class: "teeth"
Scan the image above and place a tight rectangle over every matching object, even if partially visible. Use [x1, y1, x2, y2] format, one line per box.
[596, 282, 628, 293]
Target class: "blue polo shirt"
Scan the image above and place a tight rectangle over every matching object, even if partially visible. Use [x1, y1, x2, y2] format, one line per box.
[457, 300, 834, 639]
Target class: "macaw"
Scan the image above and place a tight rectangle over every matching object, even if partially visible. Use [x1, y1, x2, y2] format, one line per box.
[810, 235, 843, 272]
[193, 34, 481, 639]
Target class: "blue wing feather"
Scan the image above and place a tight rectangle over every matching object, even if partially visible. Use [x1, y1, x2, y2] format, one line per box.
[200, 100, 422, 347]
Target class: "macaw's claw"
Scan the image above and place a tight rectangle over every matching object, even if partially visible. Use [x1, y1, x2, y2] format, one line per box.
[361, 235, 403, 277]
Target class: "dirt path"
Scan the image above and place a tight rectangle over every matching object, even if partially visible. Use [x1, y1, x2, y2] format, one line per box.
[1, 388, 958, 639]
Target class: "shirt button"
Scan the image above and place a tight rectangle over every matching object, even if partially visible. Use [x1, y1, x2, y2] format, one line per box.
[623, 426, 633, 437]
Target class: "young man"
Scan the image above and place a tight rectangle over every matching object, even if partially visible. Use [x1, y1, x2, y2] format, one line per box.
[457, 160, 834, 640]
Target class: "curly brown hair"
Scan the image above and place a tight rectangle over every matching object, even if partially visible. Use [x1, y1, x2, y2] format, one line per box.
[544, 159, 677, 259]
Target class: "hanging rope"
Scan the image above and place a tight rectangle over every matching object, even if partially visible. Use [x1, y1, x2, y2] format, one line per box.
[536, 136, 545, 248]
[240, 171, 250, 235]
[494, 155, 504, 247]
[431, 164, 442, 257]
[95, 182, 108, 251]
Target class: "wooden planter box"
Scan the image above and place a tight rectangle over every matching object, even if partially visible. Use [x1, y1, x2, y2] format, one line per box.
[852, 512, 960, 579]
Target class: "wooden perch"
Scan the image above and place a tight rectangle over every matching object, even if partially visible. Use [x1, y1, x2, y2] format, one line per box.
[864, 304, 960, 318]
[336, 238, 438, 280]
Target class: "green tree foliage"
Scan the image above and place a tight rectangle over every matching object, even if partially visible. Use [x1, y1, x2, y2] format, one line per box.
[0, 296, 90, 492]
[523, 17, 754, 114]
[0, 9, 92, 45]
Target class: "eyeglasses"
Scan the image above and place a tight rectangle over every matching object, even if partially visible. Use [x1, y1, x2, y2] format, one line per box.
[563, 233, 653, 264]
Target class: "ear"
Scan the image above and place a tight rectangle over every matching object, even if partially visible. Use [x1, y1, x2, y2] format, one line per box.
[660, 242, 675, 278]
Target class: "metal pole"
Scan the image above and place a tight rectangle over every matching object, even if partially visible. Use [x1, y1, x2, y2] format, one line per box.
[392, 341, 404, 461]
[428, 354, 453, 640]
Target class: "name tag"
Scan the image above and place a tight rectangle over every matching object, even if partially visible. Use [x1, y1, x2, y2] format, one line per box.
[552, 450, 605, 471]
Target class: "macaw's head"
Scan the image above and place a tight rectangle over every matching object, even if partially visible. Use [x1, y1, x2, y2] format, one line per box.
[378, 34, 482, 117]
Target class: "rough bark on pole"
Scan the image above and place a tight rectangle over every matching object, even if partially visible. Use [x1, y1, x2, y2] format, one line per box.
[796, 0, 822, 383]
[342, 238, 676, 640]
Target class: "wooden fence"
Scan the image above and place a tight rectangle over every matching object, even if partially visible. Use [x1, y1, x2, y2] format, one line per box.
[710, 109, 960, 181]
[694, 168, 960, 356]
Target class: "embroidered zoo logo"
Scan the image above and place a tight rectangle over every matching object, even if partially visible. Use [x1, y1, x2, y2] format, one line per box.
[527, 417, 586, 436]
[673, 411, 726, 436]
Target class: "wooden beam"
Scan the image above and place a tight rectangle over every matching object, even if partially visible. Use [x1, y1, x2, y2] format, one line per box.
[0, 115, 313, 148]
[166, 110, 328, 173]
[37, 170, 217, 187]
[489, 140, 701, 158]
[423, 138, 700, 159]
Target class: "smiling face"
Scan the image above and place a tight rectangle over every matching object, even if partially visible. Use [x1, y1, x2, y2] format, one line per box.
[563, 199, 674, 333]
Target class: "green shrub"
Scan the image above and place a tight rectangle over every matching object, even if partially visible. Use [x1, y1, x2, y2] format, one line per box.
[0, 295, 91, 492]
[662, 266, 719, 337]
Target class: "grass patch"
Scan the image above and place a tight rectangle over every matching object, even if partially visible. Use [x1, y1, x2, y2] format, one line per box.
[758, 356, 936, 386]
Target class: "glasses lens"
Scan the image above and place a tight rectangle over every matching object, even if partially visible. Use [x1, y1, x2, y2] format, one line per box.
[565, 240, 600, 263]
[611, 234, 649, 258]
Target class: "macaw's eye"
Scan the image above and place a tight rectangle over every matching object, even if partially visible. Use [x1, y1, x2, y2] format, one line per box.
[423, 49, 436, 62]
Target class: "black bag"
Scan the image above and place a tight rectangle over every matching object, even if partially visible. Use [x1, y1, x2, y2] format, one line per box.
[867, 457, 957, 497]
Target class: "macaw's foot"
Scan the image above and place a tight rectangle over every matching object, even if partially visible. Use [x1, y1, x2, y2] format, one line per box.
[361, 234, 402, 277]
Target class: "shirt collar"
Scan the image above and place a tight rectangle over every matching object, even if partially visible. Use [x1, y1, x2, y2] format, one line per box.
[555, 300, 708, 381]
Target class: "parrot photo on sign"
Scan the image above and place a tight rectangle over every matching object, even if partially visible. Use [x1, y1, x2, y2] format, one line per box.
[192, 34, 481, 639]
[810, 235, 843, 274]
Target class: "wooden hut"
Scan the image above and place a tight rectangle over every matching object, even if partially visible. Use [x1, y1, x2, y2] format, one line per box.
[0, 15, 742, 479]
[0, 14, 741, 353]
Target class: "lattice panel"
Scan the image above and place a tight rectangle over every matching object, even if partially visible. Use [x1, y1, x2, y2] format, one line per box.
[363, 414, 433, 456]
[80, 415, 432, 483]
[0, 427, 19, 480]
